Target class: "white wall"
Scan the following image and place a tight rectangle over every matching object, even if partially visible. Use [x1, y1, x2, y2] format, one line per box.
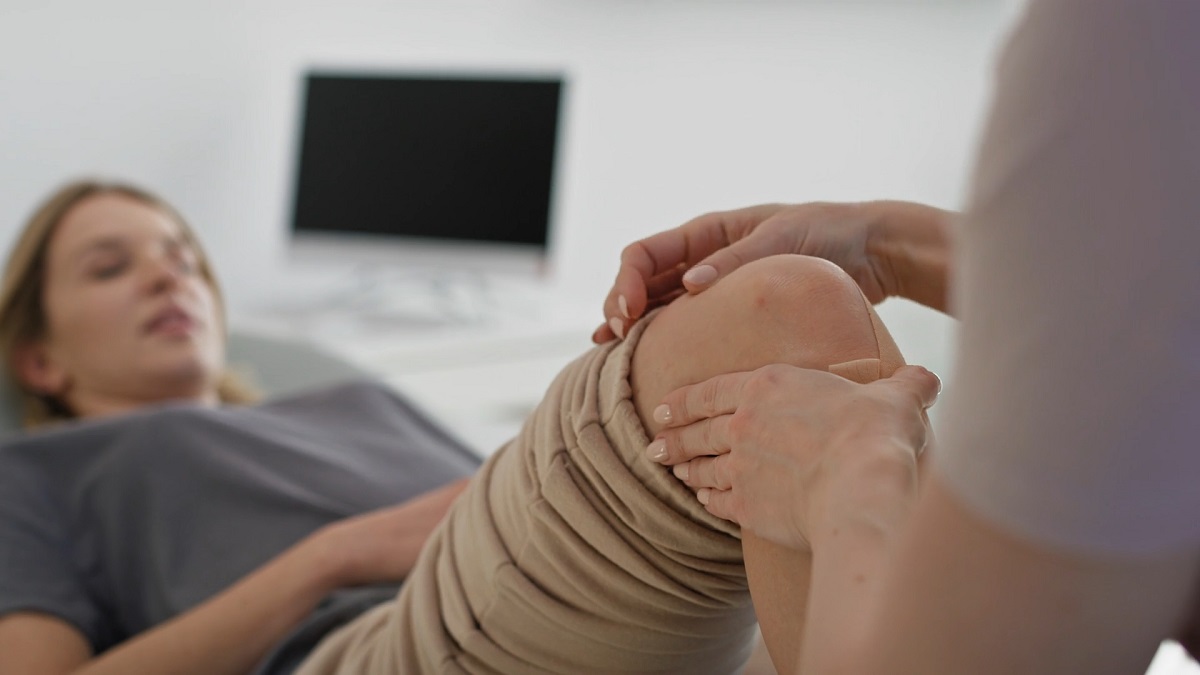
[0, 0, 1014, 389]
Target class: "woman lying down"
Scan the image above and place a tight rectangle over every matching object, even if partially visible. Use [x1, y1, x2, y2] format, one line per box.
[0, 180, 907, 675]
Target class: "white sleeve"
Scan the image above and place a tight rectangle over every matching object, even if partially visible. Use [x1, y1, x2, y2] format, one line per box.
[935, 0, 1200, 555]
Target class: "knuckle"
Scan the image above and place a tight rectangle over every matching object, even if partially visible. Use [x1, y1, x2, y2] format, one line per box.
[712, 457, 729, 489]
[727, 409, 752, 441]
[619, 241, 640, 262]
[665, 391, 690, 424]
[722, 246, 749, 270]
[747, 366, 774, 392]
[697, 379, 721, 412]
[699, 420, 715, 451]
[726, 457, 745, 485]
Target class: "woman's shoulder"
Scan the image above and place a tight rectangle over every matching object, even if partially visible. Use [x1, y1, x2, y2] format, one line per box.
[250, 378, 416, 424]
[0, 379, 390, 447]
[257, 377, 398, 408]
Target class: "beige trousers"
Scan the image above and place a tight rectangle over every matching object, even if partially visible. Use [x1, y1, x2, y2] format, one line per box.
[297, 304, 900, 675]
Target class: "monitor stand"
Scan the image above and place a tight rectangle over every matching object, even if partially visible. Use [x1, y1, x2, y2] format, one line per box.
[255, 263, 551, 336]
[338, 266, 494, 327]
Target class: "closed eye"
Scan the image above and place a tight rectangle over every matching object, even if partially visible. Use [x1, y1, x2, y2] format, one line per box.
[87, 256, 129, 281]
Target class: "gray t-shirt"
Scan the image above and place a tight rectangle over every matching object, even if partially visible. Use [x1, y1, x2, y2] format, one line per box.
[0, 380, 480, 671]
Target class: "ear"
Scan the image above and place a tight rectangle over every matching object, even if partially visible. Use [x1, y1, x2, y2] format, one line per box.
[11, 342, 69, 397]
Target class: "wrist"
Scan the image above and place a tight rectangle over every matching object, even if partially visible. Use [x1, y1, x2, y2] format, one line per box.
[860, 200, 955, 313]
[293, 527, 352, 594]
[808, 444, 919, 548]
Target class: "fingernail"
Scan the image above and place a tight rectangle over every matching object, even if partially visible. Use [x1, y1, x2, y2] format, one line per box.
[645, 439, 667, 462]
[653, 404, 672, 425]
[697, 488, 711, 505]
[672, 463, 689, 482]
[608, 316, 626, 340]
[618, 294, 631, 319]
[683, 264, 717, 287]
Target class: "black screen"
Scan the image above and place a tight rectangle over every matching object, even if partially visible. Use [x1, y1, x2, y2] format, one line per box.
[291, 72, 562, 248]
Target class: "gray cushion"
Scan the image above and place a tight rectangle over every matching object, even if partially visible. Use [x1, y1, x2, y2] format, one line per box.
[0, 332, 365, 436]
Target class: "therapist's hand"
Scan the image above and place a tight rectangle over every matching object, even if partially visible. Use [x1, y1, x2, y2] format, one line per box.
[646, 364, 939, 551]
[596, 200, 956, 342]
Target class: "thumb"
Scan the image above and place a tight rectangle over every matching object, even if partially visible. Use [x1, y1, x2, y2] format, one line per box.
[882, 365, 942, 410]
[681, 228, 793, 292]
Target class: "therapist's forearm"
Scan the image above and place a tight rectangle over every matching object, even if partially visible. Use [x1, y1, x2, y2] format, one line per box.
[73, 538, 339, 675]
[792, 464, 919, 675]
[861, 200, 956, 316]
[797, 517, 898, 675]
[796, 474, 1200, 675]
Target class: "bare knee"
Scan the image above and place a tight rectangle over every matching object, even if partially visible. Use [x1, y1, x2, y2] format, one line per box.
[630, 254, 890, 435]
[718, 254, 876, 351]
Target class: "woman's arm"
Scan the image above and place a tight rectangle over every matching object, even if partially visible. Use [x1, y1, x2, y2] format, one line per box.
[75, 532, 343, 675]
[0, 477, 468, 675]
[804, 475, 1200, 675]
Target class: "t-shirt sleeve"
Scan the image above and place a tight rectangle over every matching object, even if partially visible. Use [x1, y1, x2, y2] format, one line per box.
[935, 0, 1200, 555]
[0, 462, 107, 651]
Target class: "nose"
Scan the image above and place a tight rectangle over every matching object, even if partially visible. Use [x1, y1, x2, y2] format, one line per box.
[139, 250, 186, 295]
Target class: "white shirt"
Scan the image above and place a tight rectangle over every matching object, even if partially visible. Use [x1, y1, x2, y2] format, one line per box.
[936, 0, 1200, 555]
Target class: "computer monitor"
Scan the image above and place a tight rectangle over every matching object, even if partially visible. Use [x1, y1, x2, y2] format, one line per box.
[288, 70, 565, 279]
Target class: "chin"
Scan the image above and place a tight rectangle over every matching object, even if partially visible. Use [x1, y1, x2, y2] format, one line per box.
[145, 355, 221, 397]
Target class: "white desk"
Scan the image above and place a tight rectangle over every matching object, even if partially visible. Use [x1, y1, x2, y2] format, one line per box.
[233, 289, 599, 457]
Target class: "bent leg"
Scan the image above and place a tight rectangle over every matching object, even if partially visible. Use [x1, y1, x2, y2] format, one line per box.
[630, 254, 906, 674]
[297, 254, 903, 675]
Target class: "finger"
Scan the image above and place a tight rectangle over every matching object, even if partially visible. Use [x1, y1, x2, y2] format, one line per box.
[604, 229, 702, 326]
[666, 416, 732, 464]
[916, 413, 935, 484]
[672, 454, 733, 490]
[592, 323, 615, 344]
[686, 204, 796, 290]
[642, 289, 686, 317]
[595, 282, 685, 344]
[697, 487, 739, 524]
[602, 205, 781, 326]
[919, 409, 935, 457]
[879, 365, 942, 410]
[649, 414, 733, 465]
[658, 370, 755, 428]
[644, 263, 688, 302]
[603, 259, 651, 329]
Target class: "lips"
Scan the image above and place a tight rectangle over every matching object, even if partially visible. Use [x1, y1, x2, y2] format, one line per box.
[144, 305, 197, 336]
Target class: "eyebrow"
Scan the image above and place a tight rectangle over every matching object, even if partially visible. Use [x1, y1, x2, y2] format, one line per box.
[71, 235, 191, 263]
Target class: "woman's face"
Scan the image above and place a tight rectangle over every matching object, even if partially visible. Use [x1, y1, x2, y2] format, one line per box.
[27, 192, 225, 414]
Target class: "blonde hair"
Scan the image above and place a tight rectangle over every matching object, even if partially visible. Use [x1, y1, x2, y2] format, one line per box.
[0, 179, 259, 429]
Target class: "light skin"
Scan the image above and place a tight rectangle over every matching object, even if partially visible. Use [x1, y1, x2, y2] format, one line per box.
[15, 192, 224, 416]
[13, 194, 1192, 673]
[606, 200, 1200, 674]
[0, 193, 468, 675]
[594, 200, 956, 343]
[625, 252, 936, 675]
